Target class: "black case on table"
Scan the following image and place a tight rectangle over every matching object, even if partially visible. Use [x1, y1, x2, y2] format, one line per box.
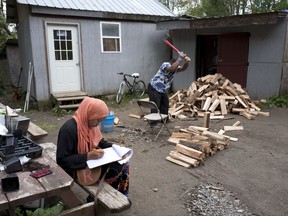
[0, 135, 43, 159]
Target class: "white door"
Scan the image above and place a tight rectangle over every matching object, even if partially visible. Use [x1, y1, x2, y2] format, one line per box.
[47, 25, 81, 93]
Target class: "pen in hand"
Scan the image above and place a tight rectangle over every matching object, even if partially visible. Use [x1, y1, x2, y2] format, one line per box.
[88, 148, 104, 160]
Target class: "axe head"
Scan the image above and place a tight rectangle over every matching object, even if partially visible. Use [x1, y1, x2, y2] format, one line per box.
[162, 32, 172, 41]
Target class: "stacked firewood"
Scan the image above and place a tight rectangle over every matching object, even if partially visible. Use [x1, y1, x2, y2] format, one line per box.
[166, 120, 243, 168]
[168, 73, 269, 120]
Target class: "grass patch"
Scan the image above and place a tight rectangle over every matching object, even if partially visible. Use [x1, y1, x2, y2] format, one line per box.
[260, 95, 288, 108]
[36, 123, 58, 131]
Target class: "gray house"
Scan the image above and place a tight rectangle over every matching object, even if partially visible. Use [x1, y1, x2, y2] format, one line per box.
[6, 0, 175, 109]
[158, 11, 288, 99]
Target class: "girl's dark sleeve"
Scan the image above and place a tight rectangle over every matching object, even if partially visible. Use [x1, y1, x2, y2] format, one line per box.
[56, 118, 87, 171]
[98, 138, 113, 149]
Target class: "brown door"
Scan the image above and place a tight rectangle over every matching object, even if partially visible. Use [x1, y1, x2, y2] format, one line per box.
[217, 33, 249, 87]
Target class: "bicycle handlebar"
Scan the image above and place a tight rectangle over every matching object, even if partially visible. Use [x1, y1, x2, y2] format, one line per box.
[117, 72, 133, 78]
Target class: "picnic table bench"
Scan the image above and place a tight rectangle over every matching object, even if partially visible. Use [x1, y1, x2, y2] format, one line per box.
[39, 142, 131, 214]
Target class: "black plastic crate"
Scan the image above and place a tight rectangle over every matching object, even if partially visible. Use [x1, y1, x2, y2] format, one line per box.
[0, 135, 43, 159]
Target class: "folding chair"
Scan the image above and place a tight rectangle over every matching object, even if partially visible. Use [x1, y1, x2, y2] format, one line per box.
[137, 99, 171, 141]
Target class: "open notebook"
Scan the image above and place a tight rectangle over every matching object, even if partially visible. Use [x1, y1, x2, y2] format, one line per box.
[86, 144, 133, 169]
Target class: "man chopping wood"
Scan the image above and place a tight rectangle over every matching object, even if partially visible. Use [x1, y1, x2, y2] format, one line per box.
[147, 52, 191, 121]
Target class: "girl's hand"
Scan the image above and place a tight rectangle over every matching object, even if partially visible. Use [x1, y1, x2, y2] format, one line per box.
[88, 148, 104, 160]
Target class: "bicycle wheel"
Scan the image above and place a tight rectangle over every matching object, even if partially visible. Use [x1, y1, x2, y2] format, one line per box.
[133, 80, 146, 99]
[116, 81, 126, 104]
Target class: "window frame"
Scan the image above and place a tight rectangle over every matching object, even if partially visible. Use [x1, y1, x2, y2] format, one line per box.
[100, 22, 122, 53]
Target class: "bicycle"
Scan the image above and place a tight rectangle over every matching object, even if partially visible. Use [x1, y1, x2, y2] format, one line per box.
[116, 72, 146, 104]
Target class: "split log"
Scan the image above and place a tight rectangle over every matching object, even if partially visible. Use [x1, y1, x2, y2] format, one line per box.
[242, 111, 256, 120]
[176, 143, 205, 161]
[188, 126, 208, 132]
[171, 132, 193, 139]
[202, 97, 212, 111]
[223, 126, 244, 131]
[203, 112, 210, 128]
[208, 99, 220, 112]
[166, 156, 191, 168]
[169, 150, 199, 167]
[202, 130, 228, 141]
[179, 139, 211, 154]
[232, 120, 241, 126]
[129, 114, 142, 119]
[220, 98, 227, 115]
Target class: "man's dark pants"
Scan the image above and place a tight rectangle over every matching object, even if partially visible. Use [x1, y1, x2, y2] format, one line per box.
[147, 83, 169, 115]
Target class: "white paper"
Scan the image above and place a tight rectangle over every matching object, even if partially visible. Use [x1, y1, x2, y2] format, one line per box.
[86, 144, 133, 169]
[112, 144, 133, 164]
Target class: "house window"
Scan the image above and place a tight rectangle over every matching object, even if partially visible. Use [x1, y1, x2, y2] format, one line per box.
[101, 22, 121, 52]
[53, 30, 73, 60]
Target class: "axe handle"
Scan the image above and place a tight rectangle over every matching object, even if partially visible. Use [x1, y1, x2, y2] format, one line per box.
[164, 40, 180, 53]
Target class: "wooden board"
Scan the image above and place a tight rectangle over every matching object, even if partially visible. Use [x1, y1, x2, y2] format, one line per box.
[28, 122, 48, 137]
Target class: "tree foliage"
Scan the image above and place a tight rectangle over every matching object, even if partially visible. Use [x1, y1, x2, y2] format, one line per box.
[159, 0, 288, 17]
[0, 0, 17, 53]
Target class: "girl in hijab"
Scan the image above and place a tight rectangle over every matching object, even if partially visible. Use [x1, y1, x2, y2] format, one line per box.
[56, 97, 129, 197]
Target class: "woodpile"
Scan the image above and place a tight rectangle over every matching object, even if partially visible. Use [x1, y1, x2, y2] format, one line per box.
[166, 73, 270, 168]
[169, 73, 270, 120]
[166, 120, 242, 168]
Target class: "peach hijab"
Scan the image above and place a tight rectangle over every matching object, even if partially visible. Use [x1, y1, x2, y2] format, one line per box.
[73, 97, 109, 154]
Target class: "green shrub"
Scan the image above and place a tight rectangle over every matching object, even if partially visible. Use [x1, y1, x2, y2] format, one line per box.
[264, 95, 288, 108]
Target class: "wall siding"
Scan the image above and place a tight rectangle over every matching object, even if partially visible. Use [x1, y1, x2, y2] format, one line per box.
[172, 21, 287, 99]
[20, 13, 169, 101]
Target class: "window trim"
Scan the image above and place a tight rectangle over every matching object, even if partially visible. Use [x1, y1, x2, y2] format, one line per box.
[100, 22, 122, 53]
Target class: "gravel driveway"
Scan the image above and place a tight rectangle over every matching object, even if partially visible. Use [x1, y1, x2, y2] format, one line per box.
[5, 97, 288, 216]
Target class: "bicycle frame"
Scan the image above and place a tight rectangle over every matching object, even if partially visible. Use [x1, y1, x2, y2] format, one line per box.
[123, 74, 137, 92]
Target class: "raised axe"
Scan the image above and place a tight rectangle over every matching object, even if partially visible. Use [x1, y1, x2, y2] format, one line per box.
[163, 33, 191, 62]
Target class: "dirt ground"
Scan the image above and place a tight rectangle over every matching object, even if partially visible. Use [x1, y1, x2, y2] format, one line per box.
[2, 95, 288, 216]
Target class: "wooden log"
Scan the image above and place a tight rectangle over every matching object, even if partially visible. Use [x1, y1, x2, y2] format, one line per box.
[171, 132, 193, 139]
[169, 150, 199, 167]
[191, 135, 210, 141]
[222, 134, 238, 142]
[233, 83, 246, 94]
[176, 144, 205, 160]
[177, 114, 189, 120]
[167, 137, 181, 145]
[198, 84, 210, 93]
[221, 79, 230, 88]
[242, 111, 256, 120]
[218, 129, 225, 135]
[256, 111, 270, 117]
[169, 90, 180, 100]
[171, 109, 184, 118]
[248, 102, 261, 111]
[202, 97, 212, 111]
[220, 98, 227, 115]
[202, 130, 227, 141]
[224, 86, 238, 96]
[129, 114, 142, 119]
[224, 126, 244, 131]
[166, 156, 191, 168]
[209, 73, 222, 85]
[219, 95, 235, 100]
[235, 96, 248, 108]
[188, 126, 208, 132]
[231, 108, 247, 113]
[232, 120, 241, 126]
[179, 139, 211, 154]
[114, 116, 120, 125]
[203, 112, 210, 128]
[208, 99, 220, 112]
[186, 91, 200, 104]
[210, 115, 224, 120]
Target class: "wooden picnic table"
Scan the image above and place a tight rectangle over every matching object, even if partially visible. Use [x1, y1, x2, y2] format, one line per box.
[0, 152, 82, 216]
